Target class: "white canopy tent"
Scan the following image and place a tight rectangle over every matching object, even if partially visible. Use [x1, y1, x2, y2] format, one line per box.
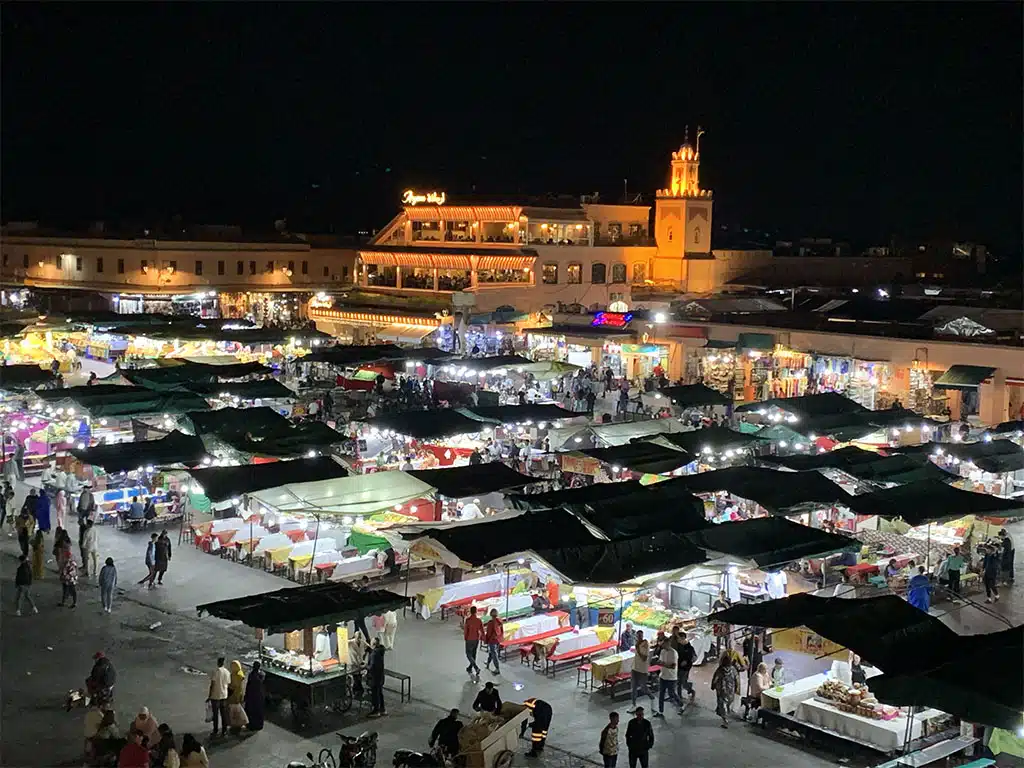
[248, 471, 435, 517]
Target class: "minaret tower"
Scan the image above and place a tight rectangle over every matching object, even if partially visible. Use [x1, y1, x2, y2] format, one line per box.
[653, 127, 715, 291]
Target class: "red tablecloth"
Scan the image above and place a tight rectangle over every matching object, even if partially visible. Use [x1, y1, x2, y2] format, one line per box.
[284, 529, 308, 543]
[845, 562, 880, 578]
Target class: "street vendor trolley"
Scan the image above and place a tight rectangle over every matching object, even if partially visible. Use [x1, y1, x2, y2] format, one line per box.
[259, 662, 362, 718]
[462, 708, 531, 768]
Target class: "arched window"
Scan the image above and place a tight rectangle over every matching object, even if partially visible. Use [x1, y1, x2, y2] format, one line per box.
[591, 262, 606, 284]
[566, 263, 582, 284]
[694, 226, 701, 245]
[541, 263, 559, 284]
[632, 262, 647, 283]
[611, 263, 627, 283]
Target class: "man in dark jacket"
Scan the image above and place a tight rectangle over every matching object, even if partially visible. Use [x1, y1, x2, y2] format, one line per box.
[14, 554, 38, 616]
[367, 638, 387, 717]
[522, 698, 552, 757]
[673, 629, 697, 703]
[429, 709, 463, 759]
[472, 682, 502, 714]
[152, 531, 172, 586]
[625, 707, 654, 768]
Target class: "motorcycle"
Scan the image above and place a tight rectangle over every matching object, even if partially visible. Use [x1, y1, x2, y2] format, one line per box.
[393, 746, 451, 767]
[339, 730, 378, 768]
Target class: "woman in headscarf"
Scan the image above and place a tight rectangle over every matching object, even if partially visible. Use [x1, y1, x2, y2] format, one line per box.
[243, 660, 266, 732]
[130, 706, 160, 746]
[31, 529, 46, 579]
[227, 660, 248, 735]
[54, 489, 67, 530]
[153, 723, 180, 768]
[710, 652, 739, 728]
[34, 488, 51, 533]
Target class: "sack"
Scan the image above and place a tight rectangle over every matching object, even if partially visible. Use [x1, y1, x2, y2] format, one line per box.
[204, 700, 213, 723]
[228, 702, 249, 728]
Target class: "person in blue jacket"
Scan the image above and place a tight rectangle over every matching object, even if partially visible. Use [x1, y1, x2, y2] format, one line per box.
[906, 566, 932, 612]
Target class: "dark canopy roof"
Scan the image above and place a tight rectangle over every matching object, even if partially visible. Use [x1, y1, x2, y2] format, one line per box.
[0, 364, 56, 389]
[123, 361, 271, 389]
[363, 409, 486, 440]
[187, 406, 290, 436]
[506, 481, 644, 511]
[71, 430, 207, 472]
[735, 392, 868, 418]
[684, 517, 856, 566]
[576, 442, 693, 475]
[304, 344, 407, 366]
[637, 426, 767, 455]
[664, 466, 849, 513]
[575, 482, 707, 540]
[760, 447, 958, 485]
[187, 456, 348, 502]
[406, 509, 605, 567]
[933, 365, 996, 389]
[760, 445, 880, 471]
[444, 355, 533, 372]
[843, 479, 1024, 526]
[892, 439, 1024, 474]
[197, 581, 408, 634]
[462, 404, 582, 424]
[659, 384, 732, 408]
[532, 530, 707, 585]
[405, 463, 536, 498]
[801, 408, 944, 442]
[215, 421, 344, 459]
[36, 385, 211, 418]
[107, 324, 330, 345]
[184, 379, 296, 401]
[987, 420, 1024, 437]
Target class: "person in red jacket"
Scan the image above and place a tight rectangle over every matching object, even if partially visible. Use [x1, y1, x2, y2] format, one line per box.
[117, 730, 149, 768]
[463, 606, 484, 680]
[484, 608, 504, 675]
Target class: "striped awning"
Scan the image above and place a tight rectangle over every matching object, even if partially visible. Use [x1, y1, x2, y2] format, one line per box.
[359, 251, 471, 270]
[477, 255, 535, 271]
[405, 206, 519, 222]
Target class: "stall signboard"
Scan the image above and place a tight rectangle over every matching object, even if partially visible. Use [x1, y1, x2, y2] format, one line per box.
[402, 189, 447, 206]
[621, 344, 662, 356]
[597, 607, 616, 627]
[561, 453, 602, 477]
[592, 312, 633, 328]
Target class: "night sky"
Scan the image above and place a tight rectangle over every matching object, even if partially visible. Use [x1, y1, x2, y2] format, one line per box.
[3, 4, 1021, 252]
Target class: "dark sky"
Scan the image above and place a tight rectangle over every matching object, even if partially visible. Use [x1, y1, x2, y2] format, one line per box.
[3, 4, 1021, 251]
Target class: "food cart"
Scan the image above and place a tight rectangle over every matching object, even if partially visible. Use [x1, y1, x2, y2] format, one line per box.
[197, 580, 408, 726]
[458, 705, 532, 768]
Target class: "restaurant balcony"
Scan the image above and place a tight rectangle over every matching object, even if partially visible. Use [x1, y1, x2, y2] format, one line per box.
[594, 235, 657, 247]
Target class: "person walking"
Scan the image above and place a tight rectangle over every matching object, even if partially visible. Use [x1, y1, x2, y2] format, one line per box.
[81, 519, 99, 578]
[711, 653, 739, 728]
[139, 534, 158, 588]
[630, 630, 653, 708]
[15, 554, 39, 616]
[982, 544, 1001, 603]
[14, 439, 25, 481]
[77, 486, 96, 526]
[598, 711, 620, 768]
[99, 557, 118, 614]
[999, 529, 1015, 585]
[463, 605, 484, 680]
[227, 660, 249, 735]
[484, 608, 503, 675]
[624, 707, 654, 768]
[15, 502, 35, 558]
[675, 630, 697, 705]
[0, 479, 8, 532]
[243, 660, 266, 732]
[54, 489, 67, 530]
[34, 487, 51, 533]
[207, 657, 230, 738]
[654, 641, 682, 717]
[367, 637, 387, 718]
[59, 547, 79, 609]
[152, 530, 172, 586]
[946, 546, 964, 596]
[30, 528, 46, 580]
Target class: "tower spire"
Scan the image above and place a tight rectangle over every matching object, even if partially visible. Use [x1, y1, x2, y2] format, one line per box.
[696, 126, 705, 155]
[684, 125, 690, 145]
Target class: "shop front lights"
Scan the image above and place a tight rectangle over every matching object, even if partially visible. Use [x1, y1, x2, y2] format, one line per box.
[394, 504, 402, 511]
[517, 557, 525, 565]
[983, 433, 993, 443]
[76, 442, 85, 450]
[306, 450, 317, 458]
[343, 516, 354, 525]
[728, 565, 740, 574]
[654, 313, 666, 323]
[145, 465, 155, 473]
[231, 497, 241, 506]
[202, 456, 212, 465]
[611, 465, 621, 472]
[574, 436, 583, 443]
[777, 440, 787, 448]
[100, 418, 108, 426]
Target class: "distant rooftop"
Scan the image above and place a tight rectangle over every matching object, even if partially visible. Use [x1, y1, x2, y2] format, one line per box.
[1, 221, 365, 246]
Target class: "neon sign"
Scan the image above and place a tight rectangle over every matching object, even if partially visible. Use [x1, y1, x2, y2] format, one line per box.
[592, 311, 633, 328]
[402, 189, 447, 206]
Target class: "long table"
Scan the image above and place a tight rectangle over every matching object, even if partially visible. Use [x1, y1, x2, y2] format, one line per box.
[796, 698, 921, 753]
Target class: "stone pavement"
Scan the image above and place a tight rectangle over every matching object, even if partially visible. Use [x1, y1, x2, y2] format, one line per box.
[2, 477, 1019, 768]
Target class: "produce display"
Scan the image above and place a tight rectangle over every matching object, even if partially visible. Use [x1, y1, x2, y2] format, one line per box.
[262, 649, 341, 677]
[816, 680, 898, 720]
[623, 602, 703, 632]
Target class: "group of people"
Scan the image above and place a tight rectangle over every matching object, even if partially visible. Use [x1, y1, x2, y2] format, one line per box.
[205, 656, 266, 740]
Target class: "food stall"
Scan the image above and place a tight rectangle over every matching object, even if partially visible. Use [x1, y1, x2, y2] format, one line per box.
[197, 581, 408, 725]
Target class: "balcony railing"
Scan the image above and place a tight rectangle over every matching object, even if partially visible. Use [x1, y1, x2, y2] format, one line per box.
[594, 235, 656, 247]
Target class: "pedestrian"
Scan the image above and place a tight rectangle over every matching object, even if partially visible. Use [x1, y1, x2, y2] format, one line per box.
[243, 660, 266, 731]
[34, 487, 51, 533]
[99, 557, 118, 614]
[982, 545, 1001, 603]
[77, 486, 96, 526]
[484, 608, 503, 675]
[429, 709, 463, 762]
[523, 697, 552, 757]
[227, 660, 249, 735]
[742, 662, 771, 721]
[54, 488, 67, 530]
[153, 723, 179, 767]
[207, 657, 230, 738]
[472, 681, 502, 714]
[0, 479, 7, 532]
[654, 640, 681, 716]
[139, 534, 158, 588]
[999, 529, 1015, 585]
[59, 547, 79, 609]
[674, 630, 697, 704]
[463, 605, 484, 680]
[180, 734, 209, 767]
[711, 653, 739, 728]
[946, 546, 964, 596]
[152, 530, 172, 586]
[598, 711, 619, 768]
[81, 519, 99, 578]
[14, 439, 25, 481]
[618, 623, 636, 652]
[14, 553, 39, 616]
[630, 630, 653, 708]
[367, 637, 387, 718]
[118, 730, 150, 768]
[624, 707, 654, 768]
[907, 565, 932, 612]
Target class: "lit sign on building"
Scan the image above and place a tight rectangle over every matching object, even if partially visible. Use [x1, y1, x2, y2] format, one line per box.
[402, 189, 447, 206]
[592, 311, 633, 328]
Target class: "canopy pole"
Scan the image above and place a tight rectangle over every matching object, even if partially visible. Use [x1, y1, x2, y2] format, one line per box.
[616, 588, 623, 639]
[926, 522, 932, 571]
[402, 551, 411, 618]
[307, 513, 320, 584]
[505, 564, 511, 618]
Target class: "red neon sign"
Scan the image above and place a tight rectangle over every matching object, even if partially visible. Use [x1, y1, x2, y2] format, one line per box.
[592, 312, 633, 328]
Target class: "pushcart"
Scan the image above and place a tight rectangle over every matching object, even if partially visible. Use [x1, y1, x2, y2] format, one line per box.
[462, 708, 531, 768]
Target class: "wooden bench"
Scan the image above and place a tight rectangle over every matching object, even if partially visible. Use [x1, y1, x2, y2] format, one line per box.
[383, 668, 411, 703]
[544, 640, 617, 678]
[439, 591, 502, 621]
[500, 626, 572, 661]
[599, 666, 662, 700]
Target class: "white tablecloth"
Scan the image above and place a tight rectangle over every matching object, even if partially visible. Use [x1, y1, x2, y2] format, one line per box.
[760, 673, 829, 715]
[211, 517, 245, 533]
[253, 532, 292, 554]
[331, 554, 379, 579]
[438, 573, 506, 605]
[797, 698, 920, 751]
[505, 612, 562, 641]
[475, 593, 533, 617]
[553, 628, 606, 654]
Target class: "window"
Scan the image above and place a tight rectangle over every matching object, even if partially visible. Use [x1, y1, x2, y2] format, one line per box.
[608, 223, 623, 242]
[237, 260, 244, 276]
[249, 261, 257, 275]
[342, 265, 349, 280]
[632, 262, 647, 283]
[23, 254, 29, 268]
[322, 265, 330, 277]
[667, 227, 674, 242]
[611, 263, 626, 283]
[301, 260, 308, 275]
[218, 260, 225, 276]
[96, 257, 104, 273]
[541, 263, 558, 285]
[591, 263, 606, 284]
[287, 260, 295, 274]
[629, 223, 644, 238]
[566, 263, 582, 284]
[195, 260, 203, 276]
[76, 256, 83, 271]
[168, 260, 177, 272]
[265, 260, 274, 274]
[1, 253, 7, 267]
[141, 259, 149, 272]
[117, 258, 125, 274]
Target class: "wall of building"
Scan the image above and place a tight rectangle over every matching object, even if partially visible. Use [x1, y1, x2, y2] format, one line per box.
[0, 236, 357, 294]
